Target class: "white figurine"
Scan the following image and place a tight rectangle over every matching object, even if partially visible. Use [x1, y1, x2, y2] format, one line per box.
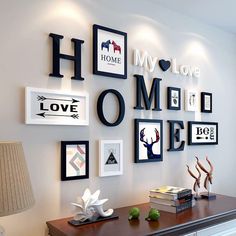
[72, 188, 114, 222]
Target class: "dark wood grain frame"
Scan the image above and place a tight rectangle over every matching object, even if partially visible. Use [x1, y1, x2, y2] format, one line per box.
[93, 24, 127, 79]
[188, 121, 218, 145]
[167, 87, 181, 110]
[201, 92, 212, 113]
[61, 141, 89, 181]
[135, 119, 163, 163]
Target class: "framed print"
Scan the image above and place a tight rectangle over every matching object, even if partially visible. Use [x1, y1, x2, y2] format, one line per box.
[99, 140, 123, 177]
[201, 92, 212, 113]
[93, 24, 127, 79]
[185, 90, 198, 111]
[188, 121, 218, 145]
[135, 119, 163, 163]
[167, 87, 181, 110]
[61, 141, 89, 181]
[25, 87, 89, 126]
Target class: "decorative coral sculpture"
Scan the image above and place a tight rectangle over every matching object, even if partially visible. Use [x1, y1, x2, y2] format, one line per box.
[71, 188, 114, 222]
[196, 156, 213, 193]
[187, 164, 201, 199]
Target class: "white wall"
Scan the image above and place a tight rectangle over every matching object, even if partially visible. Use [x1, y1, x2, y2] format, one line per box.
[0, 0, 236, 235]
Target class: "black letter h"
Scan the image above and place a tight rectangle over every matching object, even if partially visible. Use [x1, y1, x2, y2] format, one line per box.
[49, 33, 84, 80]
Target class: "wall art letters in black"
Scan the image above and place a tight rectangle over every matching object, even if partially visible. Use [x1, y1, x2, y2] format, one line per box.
[97, 89, 125, 126]
[134, 74, 162, 111]
[49, 33, 84, 80]
[167, 120, 185, 151]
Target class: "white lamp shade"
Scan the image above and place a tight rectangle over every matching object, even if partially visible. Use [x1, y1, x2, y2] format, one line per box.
[0, 142, 35, 217]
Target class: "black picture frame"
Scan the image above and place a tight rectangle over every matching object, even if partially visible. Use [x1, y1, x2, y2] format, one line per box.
[188, 121, 218, 145]
[61, 141, 89, 181]
[135, 119, 163, 163]
[201, 92, 212, 113]
[167, 87, 181, 110]
[93, 24, 127, 79]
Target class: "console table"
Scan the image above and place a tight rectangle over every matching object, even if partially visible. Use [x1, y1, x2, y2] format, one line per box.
[46, 194, 236, 236]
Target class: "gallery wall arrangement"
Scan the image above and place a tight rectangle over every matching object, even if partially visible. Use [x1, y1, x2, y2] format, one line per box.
[23, 23, 218, 181]
[3, 1, 236, 236]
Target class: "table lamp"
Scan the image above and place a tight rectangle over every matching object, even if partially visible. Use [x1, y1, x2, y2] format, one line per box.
[0, 142, 35, 236]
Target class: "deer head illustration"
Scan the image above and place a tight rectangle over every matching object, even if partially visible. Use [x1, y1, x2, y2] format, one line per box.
[140, 128, 160, 159]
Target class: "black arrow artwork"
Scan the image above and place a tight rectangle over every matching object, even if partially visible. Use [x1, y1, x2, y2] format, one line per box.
[37, 96, 79, 103]
[37, 112, 79, 119]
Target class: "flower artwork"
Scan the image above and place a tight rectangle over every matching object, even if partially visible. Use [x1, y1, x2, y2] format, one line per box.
[71, 188, 114, 222]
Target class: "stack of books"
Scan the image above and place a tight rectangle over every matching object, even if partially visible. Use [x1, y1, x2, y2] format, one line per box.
[149, 186, 195, 213]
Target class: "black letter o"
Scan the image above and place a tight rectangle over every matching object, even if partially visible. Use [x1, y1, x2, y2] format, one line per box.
[97, 89, 125, 127]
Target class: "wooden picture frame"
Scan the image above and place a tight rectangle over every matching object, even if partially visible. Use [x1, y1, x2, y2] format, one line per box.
[188, 121, 218, 145]
[99, 140, 123, 177]
[167, 87, 181, 110]
[185, 90, 198, 112]
[61, 141, 89, 181]
[25, 87, 89, 126]
[135, 119, 163, 163]
[201, 92, 212, 113]
[93, 24, 127, 79]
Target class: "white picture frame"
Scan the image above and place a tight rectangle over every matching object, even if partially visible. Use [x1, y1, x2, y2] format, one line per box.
[99, 140, 123, 177]
[25, 87, 89, 126]
[185, 90, 198, 112]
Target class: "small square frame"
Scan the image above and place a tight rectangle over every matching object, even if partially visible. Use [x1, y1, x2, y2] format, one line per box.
[135, 119, 163, 163]
[167, 87, 181, 110]
[201, 92, 212, 113]
[99, 140, 123, 177]
[93, 24, 127, 79]
[188, 121, 218, 145]
[61, 141, 89, 181]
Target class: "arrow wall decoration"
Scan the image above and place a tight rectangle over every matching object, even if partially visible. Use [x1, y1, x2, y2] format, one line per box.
[37, 112, 79, 119]
[37, 95, 79, 103]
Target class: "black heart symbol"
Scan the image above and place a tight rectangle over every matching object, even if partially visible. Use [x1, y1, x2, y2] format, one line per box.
[159, 59, 171, 72]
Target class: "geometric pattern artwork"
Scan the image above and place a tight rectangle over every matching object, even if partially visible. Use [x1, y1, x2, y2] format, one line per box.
[99, 140, 123, 177]
[61, 141, 89, 181]
[105, 150, 118, 165]
[69, 147, 86, 174]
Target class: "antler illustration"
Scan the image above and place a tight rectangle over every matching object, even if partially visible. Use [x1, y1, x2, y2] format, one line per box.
[196, 156, 213, 190]
[151, 128, 160, 144]
[140, 128, 148, 144]
[187, 164, 201, 192]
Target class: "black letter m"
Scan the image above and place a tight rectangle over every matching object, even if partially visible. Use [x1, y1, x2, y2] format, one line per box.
[134, 74, 162, 111]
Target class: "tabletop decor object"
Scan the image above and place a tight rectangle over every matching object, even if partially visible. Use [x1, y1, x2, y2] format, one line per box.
[186, 164, 201, 200]
[196, 156, 216, 200]
[128, 207, 140, 220]
[145, 208, 160, 221]
[0, 142, 35, 236]
[69, 188, 118, 226]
